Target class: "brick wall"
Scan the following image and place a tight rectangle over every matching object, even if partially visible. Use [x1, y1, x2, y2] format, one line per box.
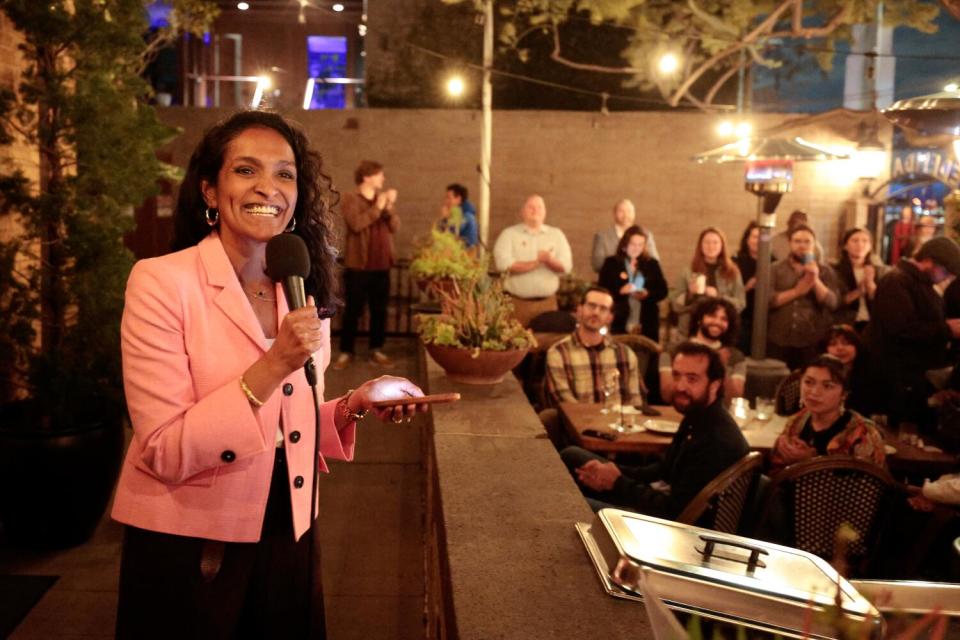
[157, 107, 874, 286]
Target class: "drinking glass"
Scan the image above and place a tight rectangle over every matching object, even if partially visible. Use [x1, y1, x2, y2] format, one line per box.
[600, 372, 620, 415]
[755, 397, 775, 422]
[730, 397, 750, 427]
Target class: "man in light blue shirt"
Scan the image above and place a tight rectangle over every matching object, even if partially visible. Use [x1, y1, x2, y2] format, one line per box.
[438, 183, 479, 248]
[493, 194, 573, 326]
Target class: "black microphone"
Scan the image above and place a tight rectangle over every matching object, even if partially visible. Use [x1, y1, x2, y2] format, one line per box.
[266, 233, 318, 387]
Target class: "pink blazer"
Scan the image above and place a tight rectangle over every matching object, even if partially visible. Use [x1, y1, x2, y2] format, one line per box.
[111, 233, 355, 543]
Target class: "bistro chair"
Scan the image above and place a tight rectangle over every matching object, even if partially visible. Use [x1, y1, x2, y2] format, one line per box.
[757, 456, 902, 577]
[677, 452, 763, 534]
[528, 310, 576, 333]
[612, 334, 662, 384]
[774, 369, 803, 416]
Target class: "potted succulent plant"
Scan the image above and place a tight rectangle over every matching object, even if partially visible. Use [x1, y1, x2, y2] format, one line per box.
[409, 228, 485, 298]
[0, 0, 215, 547]
[418, 275, 536, 384]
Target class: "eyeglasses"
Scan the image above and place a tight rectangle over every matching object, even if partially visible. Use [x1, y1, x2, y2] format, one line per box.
[583, 302, 612, 313]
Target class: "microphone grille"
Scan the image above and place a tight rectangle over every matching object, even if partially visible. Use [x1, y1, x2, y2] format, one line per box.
[266, 233, 311, 280]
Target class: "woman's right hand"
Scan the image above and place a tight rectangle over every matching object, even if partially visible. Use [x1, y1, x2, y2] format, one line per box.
[267, 295, 324, 376]
[620, 283, 635, 295]
[774, 435, 815, 465]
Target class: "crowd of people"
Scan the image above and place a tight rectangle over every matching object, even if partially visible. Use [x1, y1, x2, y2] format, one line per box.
[109, 107, 960, 631]
[457, 192, 960, 577]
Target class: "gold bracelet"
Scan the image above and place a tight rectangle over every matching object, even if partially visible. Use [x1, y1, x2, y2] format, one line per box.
[239, 377, 265, 408]
[337, 389, 368, 422]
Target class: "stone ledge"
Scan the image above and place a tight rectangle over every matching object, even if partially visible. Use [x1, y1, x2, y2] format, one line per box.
[423, 345, 652, 639]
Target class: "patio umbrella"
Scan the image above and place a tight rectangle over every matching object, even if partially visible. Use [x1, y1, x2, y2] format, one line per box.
[883, 91, 960, 136]
[693, 136, 849, 163]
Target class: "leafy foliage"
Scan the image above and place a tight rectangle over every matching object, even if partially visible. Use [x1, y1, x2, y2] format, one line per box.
[0, 0, 215, 428]
[410, 227, 487, 281]
[418, 275, 536, 351]
[458, 0, 941, 107]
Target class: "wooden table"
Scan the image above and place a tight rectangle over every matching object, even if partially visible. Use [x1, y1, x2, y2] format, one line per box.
[558, 402, 959, 475]
[557, 402, 785, 455]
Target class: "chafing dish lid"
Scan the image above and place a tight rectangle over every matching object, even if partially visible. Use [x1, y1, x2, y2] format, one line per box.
[598, 509, 875, 616]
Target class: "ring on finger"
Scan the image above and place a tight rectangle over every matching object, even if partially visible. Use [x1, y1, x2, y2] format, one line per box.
[392, 414, 403, 424]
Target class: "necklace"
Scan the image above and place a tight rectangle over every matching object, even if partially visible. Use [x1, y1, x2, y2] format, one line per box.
[242, 286, 276, 302]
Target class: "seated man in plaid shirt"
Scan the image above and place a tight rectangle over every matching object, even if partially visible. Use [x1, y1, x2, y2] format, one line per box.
[539, 286, 643, 449]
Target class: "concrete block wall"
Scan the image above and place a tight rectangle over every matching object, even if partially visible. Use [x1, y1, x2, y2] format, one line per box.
[157, 107, 869, 287]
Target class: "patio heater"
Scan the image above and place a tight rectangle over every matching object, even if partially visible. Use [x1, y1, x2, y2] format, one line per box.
[694, 137, 849, 398]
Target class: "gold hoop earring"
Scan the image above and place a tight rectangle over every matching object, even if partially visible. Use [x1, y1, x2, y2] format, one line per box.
[204, 207, 219, 226]
[285, 216, 297, 232]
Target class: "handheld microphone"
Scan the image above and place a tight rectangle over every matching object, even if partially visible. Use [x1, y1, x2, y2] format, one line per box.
[266, 233, 318, 387]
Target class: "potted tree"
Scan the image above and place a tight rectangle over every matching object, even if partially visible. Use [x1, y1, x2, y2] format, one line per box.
[0, 0, 215, 547]
[418, 275, 536, 384]
[409, 228, 485, 298]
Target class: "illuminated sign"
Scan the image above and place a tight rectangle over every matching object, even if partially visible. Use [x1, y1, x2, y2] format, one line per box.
[744, 159, 793, 194]
[891, 150, 960, 191]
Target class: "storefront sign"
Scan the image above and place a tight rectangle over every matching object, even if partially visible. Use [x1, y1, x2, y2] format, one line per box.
[891, 150, 960, 191]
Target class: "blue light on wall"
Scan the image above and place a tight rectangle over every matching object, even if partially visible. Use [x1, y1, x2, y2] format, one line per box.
[307, 36, 348, 109]
[146, 1, 172, 29]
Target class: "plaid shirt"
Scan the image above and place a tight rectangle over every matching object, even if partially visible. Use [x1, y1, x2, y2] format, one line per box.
[545, 332, 642, 407]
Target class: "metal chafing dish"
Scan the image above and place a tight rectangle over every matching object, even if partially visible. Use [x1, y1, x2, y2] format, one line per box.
[577, 509, 884, 639]
[849, 580, 960, 617]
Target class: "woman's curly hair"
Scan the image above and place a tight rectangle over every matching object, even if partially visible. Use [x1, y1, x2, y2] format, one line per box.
[171, 110, 341, 315]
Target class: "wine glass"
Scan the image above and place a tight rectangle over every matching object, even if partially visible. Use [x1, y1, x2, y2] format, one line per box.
[600, 370, 620, 415]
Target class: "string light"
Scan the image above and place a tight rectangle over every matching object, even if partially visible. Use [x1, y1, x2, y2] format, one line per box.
[446, 76, 465, 97]
[237, 1, 249, 10]
[657, 53, 680, 75]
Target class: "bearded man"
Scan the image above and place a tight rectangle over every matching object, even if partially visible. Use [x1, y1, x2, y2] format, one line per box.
[561, 342, 748, 518]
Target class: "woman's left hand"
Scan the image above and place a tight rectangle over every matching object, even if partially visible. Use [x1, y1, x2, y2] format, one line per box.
[350, 375, 428, 423]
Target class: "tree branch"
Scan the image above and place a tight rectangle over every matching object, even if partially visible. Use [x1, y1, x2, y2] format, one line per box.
[745, 43, 781, 69]
[742, 0, 798, 44]
[687, 0, 738, 37]
[704, 60, 745, 105]
[667, 41, 743, 107]
[792, 6, 849, 38]
[550, 28, 641, 74]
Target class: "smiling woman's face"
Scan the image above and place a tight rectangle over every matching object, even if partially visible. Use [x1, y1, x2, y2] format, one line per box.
[202, 126, 298, 249]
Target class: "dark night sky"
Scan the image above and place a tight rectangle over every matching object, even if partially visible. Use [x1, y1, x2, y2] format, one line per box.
[752, 10, 960, 113]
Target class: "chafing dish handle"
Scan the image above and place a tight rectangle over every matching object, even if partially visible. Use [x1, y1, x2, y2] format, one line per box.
[698, 534, 769, 572]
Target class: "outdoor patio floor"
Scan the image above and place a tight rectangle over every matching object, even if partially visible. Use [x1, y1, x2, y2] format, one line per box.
[0, 337, 427, 640]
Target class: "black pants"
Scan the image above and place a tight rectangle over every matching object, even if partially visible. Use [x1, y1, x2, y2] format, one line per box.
[339, 269, 389, 354]
[115, 449, 323, 639]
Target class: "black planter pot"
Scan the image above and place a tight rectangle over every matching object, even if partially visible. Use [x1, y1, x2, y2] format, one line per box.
[0, 410, 124, 549]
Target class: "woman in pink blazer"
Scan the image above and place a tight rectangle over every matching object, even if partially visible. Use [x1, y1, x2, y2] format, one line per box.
[113, 111, 425, 638]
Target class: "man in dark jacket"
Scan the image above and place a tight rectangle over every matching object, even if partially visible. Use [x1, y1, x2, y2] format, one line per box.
[865, 236, 960, 430]
[560, 341, 749, 519]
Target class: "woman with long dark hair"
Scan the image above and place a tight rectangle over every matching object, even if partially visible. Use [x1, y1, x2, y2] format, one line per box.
[598, 225, 667, 340]
[832, 227, 888, 331]
[112, 110, 426, 638]
[670, 227, 745, 343]
[820, 324, 888, 417]
[771, 354, 886, 472]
